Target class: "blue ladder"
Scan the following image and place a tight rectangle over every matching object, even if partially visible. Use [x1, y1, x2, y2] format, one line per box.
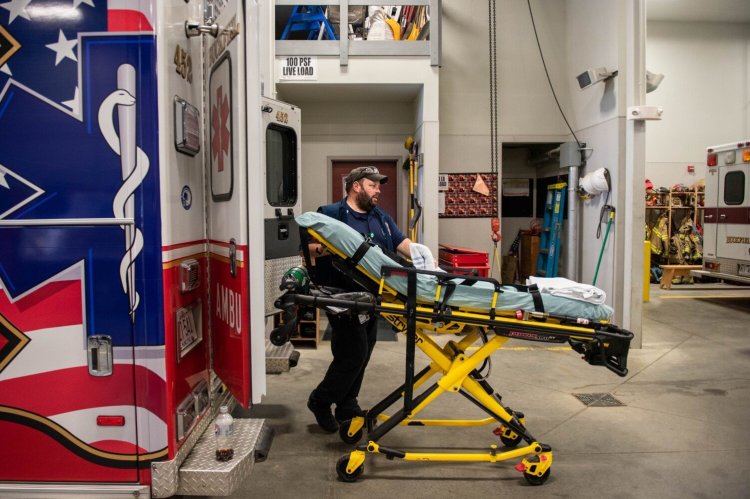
[281, 6, 338, 40]
[536, 182, 567, 277]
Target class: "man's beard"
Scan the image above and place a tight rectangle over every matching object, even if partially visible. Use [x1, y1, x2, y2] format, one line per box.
[356, 189, 378, 211]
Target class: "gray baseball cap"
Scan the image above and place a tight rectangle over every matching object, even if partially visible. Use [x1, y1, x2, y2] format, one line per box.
[345, 166, 388, 185]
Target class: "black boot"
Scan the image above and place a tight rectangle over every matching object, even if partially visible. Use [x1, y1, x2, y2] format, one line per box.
[307, 397, 338, 433]
[334, 399, 364, 423]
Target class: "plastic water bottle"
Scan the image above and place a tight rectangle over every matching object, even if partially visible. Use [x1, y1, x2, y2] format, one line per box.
[214, 405, 234, 462]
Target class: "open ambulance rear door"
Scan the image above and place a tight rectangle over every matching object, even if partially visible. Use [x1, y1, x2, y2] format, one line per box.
[205, 0, 265, 407]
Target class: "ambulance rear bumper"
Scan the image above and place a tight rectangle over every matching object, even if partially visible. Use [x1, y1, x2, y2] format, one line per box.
[691, 269, 750, 285]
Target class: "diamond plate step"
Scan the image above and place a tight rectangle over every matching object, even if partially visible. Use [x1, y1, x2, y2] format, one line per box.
[177, 419, 273, 496]
[265, 340, 299, 374]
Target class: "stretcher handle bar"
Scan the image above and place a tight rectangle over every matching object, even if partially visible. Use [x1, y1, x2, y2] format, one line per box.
[569, 337, 631, 377]
[271, 292, 378, 345]
[275, 292, 378, 314]
[380, 265, 504, 298]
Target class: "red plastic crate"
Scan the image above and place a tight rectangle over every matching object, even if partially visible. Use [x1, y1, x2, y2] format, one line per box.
[441, 264, 490, 278]
[438, 244, 488, 267]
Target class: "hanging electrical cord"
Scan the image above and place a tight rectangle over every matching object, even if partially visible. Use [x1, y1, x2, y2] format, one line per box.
[526, 0, 582, 148]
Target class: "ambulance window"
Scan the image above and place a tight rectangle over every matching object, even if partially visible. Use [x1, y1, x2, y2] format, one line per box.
[266, 124, 298, 206]
[724, 171, 744, 205]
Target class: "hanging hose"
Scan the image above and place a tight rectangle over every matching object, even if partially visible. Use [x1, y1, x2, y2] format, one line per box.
[592, 206, 615, 286]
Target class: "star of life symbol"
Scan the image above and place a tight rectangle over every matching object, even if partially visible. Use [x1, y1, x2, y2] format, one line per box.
[98, 63, 150, 323]
[211, 85, 230, 172]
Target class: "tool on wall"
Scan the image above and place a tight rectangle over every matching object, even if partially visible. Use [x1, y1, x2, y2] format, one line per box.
[490, 217, 502, 279]
[404, 135, 422, 241]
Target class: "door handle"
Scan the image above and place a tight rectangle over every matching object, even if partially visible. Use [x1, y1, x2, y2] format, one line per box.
[185, 21, 219, 38]
[229, 238, 237, 277]
[719, 213, 727, 220]
[185, 2, 219, 38]
[88, 335, 113, 376]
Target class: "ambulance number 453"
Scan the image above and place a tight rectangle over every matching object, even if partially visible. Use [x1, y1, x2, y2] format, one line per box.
[174, 45, 193, 83]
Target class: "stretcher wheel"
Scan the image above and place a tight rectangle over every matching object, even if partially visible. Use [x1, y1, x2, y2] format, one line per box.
[495, 421, 525, 448]
[500, 431, 523, 448]
[336, 455, 364, 482]
[524, 468, 551, 486]
[338, 420, 363, 444]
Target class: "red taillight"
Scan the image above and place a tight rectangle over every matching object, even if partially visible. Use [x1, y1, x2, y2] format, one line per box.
[707, 153, 717, 166]
[743, 149, 750, 163]
[97, 415, 125, 426]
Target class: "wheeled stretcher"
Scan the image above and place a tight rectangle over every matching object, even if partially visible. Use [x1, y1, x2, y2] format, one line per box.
[272, 212, 633, 485]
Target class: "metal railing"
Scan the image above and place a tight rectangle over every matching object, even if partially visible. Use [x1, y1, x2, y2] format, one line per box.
[275, 0, 441, 66]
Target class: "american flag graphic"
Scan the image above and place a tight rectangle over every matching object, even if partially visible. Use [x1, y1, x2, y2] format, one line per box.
[0, 0, 153, 112]
[0, 0, 166, 481]
[0, 264, 167, 479]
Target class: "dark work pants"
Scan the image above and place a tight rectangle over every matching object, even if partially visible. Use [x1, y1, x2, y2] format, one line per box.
[311, 311, 378, 407]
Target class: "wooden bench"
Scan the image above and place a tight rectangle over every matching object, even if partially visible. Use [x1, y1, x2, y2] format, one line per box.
[659, 265, 702, 289]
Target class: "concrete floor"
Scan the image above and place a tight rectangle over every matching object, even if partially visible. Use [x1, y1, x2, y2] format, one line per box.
[206, 283, 750, 498]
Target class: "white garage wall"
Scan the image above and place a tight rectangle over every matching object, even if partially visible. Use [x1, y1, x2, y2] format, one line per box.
[645, 21, 750, 189]
[275, 0, 644, 340]
[438, 0, 570, 263]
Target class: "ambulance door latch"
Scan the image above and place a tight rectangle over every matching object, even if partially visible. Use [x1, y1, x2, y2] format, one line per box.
[229, 238, 237, 277]
[185, 1, 219, 38]
[88, 335, 113, 377]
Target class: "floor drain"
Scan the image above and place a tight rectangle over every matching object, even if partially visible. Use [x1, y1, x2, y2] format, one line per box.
[573, 393, 624, 407]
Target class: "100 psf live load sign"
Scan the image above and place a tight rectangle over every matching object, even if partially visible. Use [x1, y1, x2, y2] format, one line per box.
[279, 56, 317, 80]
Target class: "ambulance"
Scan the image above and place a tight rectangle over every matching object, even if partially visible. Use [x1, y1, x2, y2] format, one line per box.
[0, 1, 301, 496]
[695, 140, 750, 284]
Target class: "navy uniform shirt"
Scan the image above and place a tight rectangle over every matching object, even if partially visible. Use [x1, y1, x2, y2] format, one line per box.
[314, 199, 406, 290]
[318, 199, 406, 253]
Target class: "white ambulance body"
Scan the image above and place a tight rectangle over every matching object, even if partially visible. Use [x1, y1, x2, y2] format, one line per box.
[0, 0, 300, 496]
[696, 140, 750, 284]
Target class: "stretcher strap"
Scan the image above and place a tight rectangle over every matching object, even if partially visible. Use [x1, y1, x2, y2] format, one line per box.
[346, 239, 373, 266]
[505, 283, 544, 314]
[433, 280, 457, 316]
[529, 284, 544, 313]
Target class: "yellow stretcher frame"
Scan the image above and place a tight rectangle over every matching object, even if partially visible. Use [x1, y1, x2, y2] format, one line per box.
[274, 227, 633, 486]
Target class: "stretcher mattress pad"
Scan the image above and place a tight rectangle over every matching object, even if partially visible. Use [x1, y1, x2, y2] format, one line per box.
[298, 212, 614, 321]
